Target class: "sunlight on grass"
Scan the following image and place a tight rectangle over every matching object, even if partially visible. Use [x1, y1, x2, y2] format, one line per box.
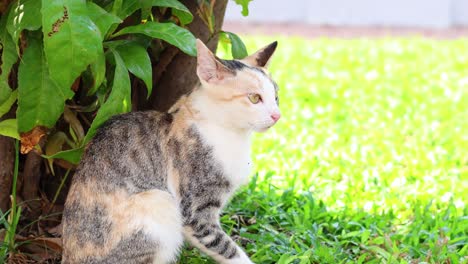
[234, 37, 468, 215]
[184, 37, 468, 264]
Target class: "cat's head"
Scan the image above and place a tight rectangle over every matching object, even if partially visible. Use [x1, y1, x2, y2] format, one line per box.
[194, 39, 280, 133]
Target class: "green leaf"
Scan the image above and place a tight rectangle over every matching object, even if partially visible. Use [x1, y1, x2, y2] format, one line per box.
[83, 50, 131, 143]
[0, 4, 19, 105]
[0, 86, 12, 110]
[87, 2, 122, 39]
[0, 31, 16, 104]
[277, 254, 297, 264]
[42, 147, 84, 165]
[234, 0, 253, 16]
[88, 49, 106, 95]
[93, 0, 115, 9]
[6, 0, 42, 47]
[104, 37, 151, 50]
[223, 31, 248, 59]
[17, 34, 73, 132]
[113, 21, 196, 56]
[367, 246, 391, 259]
[361, 229, 371, 244]
[103, 39, 133, 49]
[172, 9, 190, 25]
[115, 42, 152, 96]
[41, 0, 102, 90]
[118, 0, 192, 23]
[111, 0, 123, 15]
[0, 119, 20, 139]
[116, 0, 138, 18]
[0, 90, 18, 118]
[150, 0, 192, 24]
[140, 5, 152, 20]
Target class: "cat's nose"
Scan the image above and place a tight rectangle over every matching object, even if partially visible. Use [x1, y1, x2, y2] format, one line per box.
[271, 112, 281, 122]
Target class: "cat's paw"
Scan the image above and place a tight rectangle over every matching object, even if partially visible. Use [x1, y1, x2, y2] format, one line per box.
[223, 251, 254, 264]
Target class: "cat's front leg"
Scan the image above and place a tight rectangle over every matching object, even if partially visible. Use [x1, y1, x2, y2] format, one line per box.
[181, 198, 253, 264]
[183, 220, 253, 264]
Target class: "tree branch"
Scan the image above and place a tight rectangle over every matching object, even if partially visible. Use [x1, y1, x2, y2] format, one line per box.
[147, 0, 229, 111]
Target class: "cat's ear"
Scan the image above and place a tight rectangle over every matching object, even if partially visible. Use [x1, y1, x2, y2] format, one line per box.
[196, 39, 234, 84]
[242, 41, 278, 68]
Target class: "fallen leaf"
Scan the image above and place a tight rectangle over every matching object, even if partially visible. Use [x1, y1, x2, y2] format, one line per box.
[6, 252, 30, 264]
[15, 234, 62, 261]
[20, 126, 47, 154]
[45, 223, 63, 237]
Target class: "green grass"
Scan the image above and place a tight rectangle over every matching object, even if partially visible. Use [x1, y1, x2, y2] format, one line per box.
[0, 140, 21, 262]
[181, 37, 468, 263]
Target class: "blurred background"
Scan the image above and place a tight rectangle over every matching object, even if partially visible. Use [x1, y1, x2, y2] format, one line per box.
[226, 0, 468, 27]
[224, 0, 468, 37]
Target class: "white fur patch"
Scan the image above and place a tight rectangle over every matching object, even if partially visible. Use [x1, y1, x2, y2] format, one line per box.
[196, 121, 252, 190]
[125, 190, 183, 263]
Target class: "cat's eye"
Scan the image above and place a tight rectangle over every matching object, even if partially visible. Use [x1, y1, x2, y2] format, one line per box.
[247, 93, 262, 104]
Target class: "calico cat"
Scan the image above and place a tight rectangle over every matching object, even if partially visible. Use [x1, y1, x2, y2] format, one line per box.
[62, 39, 280, 264]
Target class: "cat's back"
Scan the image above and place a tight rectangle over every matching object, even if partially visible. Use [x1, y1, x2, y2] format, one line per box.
[88, 110, 174, 152]
[73, 110, 176, 193]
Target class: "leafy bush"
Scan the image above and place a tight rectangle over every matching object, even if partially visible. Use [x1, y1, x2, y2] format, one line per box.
[0, 0, 247, 163]
[0, 0, 197, 161]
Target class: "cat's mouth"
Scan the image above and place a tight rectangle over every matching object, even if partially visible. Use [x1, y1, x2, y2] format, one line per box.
[248, 120, 278, 132]
[257, 123, 276, 133]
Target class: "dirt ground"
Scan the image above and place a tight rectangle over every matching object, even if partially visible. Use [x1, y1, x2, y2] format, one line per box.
[223, 21, 468, 39]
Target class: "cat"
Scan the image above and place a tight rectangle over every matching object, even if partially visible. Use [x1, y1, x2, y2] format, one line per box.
[61, 39, 280, 264]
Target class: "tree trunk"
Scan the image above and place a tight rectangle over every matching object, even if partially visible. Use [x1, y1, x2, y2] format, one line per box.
[21, 146, 43, 219]
[0, 135, 14, 212]
[0, 106, 16, 212]
[147, 0, 229, 111]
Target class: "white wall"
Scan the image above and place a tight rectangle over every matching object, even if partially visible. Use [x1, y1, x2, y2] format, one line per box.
[453, 0, 468, 26]
[225, 0, 468, 28]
